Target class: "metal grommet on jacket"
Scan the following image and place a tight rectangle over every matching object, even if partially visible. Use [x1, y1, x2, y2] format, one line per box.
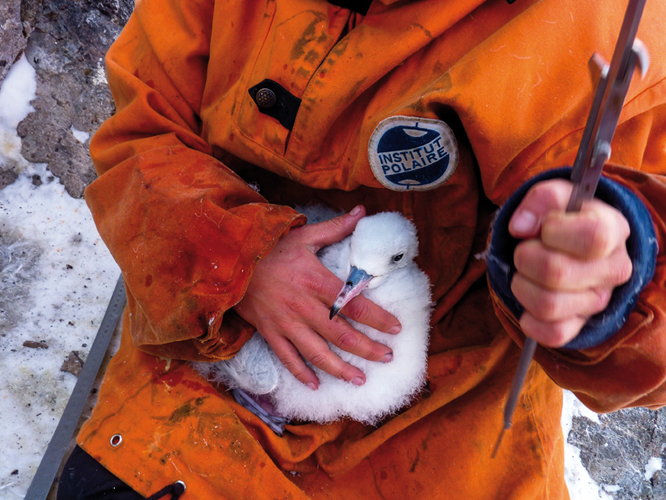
[109, 434, 123, 447]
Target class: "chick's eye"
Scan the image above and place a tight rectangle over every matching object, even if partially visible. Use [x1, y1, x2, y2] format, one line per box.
[392, 253, 404, 263]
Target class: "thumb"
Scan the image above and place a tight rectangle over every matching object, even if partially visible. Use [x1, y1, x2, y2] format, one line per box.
[306, 205, 366, 251]
[509, 179, 573, 239]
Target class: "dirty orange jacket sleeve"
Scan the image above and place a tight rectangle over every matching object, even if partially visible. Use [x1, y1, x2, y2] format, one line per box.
[491, 119, 666, 413]
[547, 164, 666, 413]
[86, 0, 306, 361]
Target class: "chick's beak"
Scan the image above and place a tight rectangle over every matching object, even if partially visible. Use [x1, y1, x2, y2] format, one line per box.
[330, 266, 373, 319]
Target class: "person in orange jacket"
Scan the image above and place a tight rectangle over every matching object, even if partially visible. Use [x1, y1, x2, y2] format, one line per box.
[57, 0, 666, 498]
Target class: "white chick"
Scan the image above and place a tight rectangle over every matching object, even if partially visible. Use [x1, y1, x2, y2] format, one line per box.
[193, 208, 432, 433]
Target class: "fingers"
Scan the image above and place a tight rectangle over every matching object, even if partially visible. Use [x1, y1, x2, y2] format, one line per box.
[514, 241, 632, 290]
[511, 244, 626, 347]
[518, 313, 588, 348]
[257, 263, 395, 387]
[267, 329, 368, 390]
[285, 294, 394, 377]
[508, 178, 633, 347]
[300, 205, 366, 251]
[324, 315, 394, 363]
[511, 273, 612, 323]
[306, 247, 401, 335]
[262, 306, 392, 388]
[509, 179, 631, 259]
[268, 336, 320, 390]
[540, 202, 631, 259]
[294, 324, 369, 387]
[509, 179, 573, 238]
[341, 295, 402, 335]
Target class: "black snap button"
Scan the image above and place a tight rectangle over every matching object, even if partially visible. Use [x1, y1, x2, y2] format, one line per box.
[248, 79, 301, 129]
[255, 88, 277, 109]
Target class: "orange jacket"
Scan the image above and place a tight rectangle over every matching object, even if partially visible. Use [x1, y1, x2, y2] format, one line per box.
[78, 0, 666, 498]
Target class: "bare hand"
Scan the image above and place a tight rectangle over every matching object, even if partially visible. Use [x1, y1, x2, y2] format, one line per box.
[233, 205, 401, 389]
[509, 179, 632, 347]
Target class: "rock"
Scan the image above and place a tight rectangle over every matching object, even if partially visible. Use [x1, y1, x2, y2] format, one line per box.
[0, 0, 26, 87]
[13, 0, 133, 198]
[23, 340, 49, 349]
[0, 169, 19, 190]
[61, 351, 84, 377]
[568, 406, 666, 499]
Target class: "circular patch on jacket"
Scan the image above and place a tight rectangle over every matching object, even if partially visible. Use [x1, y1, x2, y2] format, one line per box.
[368, 116, 458, 191]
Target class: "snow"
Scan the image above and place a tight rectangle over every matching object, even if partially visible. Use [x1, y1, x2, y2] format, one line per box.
[0, 56, 36, 132]
[0, 55, 36, 169]
[0, 56, 120, 497]
[0, 55, 608, 499]
[70, 127, 90, 144]
[644, 457, 662, 481]
[0, 164, 120, 497]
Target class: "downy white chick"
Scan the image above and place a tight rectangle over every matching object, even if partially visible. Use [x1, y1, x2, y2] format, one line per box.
[193, 208, 432, 433]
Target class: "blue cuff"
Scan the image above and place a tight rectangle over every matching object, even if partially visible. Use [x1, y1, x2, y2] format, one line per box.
[487, 167, 658, 350]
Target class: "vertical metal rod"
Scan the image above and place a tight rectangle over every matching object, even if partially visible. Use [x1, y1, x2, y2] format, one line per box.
[491, 338, 537, 458]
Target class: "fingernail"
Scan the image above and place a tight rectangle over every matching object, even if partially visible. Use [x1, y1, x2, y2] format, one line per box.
[350, 205, 362, 216]
[307, 382, 318, 391]
[382, 352, 393, 363]
[351, 377, 365, 386]
[389, 324, 401, 334]
[511, 209, 537, 233]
